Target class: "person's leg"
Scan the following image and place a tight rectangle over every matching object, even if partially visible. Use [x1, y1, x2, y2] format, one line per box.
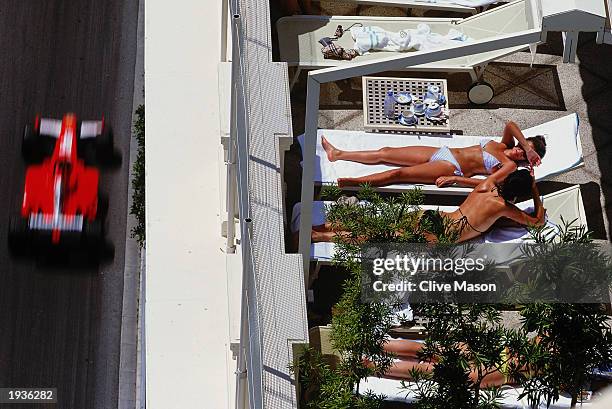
[311, 225, 353, 243]
[384, 339, 425, 359]
[386, 359, 434, 379]
[321, 136, 436, 166]
[338, 161, 457, 188]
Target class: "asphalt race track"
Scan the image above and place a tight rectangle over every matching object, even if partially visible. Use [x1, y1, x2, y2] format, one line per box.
[0, 2, 139, 408]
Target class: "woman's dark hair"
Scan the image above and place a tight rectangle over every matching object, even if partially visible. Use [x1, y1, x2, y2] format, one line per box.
[526, 135, 547, 158]
[499, 169, 533, 202]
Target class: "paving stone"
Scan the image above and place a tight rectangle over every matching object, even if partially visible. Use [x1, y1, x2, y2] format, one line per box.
[449, 110, 505, 136]
[489, 109, 562, 131]
[497, 48, 561, 66]
[318, 109, 363, 130]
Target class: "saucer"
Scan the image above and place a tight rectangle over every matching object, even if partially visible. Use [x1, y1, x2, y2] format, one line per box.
[398, 112, 418, 126]
[411, 104, 425, 116]
[425, 110, 444, 120]
[394, 92, 412, 104]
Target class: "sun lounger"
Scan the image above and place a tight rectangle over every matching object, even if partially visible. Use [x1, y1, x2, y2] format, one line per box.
[358, 376, 582, 408]
[278, 0, 538, 98]
[296, 113, 583, 195]
[291, 184, 587, 262]
[311, 0, 508, 15]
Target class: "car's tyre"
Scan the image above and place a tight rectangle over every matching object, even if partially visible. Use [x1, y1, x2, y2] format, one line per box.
[97, 193, 109, 220]
[96, 125, 114, 161]
[22, 124, 41, 162]
[467, 81, 495, 105]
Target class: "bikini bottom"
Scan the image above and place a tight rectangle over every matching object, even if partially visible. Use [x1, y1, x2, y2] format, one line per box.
[429, 146, 464, 177]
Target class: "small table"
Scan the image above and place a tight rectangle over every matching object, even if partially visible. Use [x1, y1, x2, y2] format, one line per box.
[362, 76, 450, 134]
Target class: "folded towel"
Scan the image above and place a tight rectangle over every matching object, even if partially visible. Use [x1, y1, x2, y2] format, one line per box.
[350, 23, 470, 55]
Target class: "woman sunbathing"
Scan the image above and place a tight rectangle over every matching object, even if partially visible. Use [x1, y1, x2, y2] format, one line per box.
[378, 338, 511, 387]
[321, 121, 546, 188]
[307, 169, 546, 244]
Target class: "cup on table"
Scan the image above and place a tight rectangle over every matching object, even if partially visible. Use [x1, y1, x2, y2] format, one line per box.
[412, 99, 425, 115]
[426, 102, 442, 117]
[428, 85, 440, 96]
[399, 109, 417, 126]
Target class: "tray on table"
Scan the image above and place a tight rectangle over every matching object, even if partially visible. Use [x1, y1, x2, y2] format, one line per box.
[362, 76, 450, 134]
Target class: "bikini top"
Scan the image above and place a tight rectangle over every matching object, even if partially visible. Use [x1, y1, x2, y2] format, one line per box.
[479, 139, 501, 174]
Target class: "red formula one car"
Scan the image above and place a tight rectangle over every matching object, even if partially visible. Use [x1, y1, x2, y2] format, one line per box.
[8, 113, 112, 250]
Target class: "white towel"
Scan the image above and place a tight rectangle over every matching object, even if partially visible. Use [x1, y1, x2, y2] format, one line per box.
[351, 23, 470, 55]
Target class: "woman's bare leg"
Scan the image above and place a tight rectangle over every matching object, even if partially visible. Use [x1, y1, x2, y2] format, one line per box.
[386, 359, 434, 379]
[321, 136, 436, 166]
[310, 225, 353, 243]
[338, 161, 457, 188]
[384, 339, 425, 359]
[387, 359, 508, 386]
[476, 370, 507, 387]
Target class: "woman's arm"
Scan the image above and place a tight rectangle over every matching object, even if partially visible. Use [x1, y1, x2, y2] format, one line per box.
[488, 161, 517, 185]
[501, 121, 541, 166]
[501, 181, 546, 227]
[502, 204, 546, 227]
[436, 161, 516, 188]
[529, 177, 546, 224]
[501, 121, 528, 148]
[435, 175, 481, 188]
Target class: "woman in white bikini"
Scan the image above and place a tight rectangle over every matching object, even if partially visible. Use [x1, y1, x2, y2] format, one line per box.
[320, 121, 546, 188]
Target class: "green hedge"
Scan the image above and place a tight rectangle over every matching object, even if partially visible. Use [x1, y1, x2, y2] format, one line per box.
[131, 105, 145, 246]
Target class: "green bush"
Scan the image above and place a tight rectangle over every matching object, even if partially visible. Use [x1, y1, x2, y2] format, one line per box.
[130, 105, 145, 246]
[297, 187, 612, 409]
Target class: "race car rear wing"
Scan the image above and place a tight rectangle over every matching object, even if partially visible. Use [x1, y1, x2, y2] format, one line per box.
[38, 117, 103, 139]
[80, 120, 104, 139]
[28, 213, 84, 232]
[39, 118, 62, 137]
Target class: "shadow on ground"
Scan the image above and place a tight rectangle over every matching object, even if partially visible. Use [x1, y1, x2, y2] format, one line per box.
[577, 35, 612, 241]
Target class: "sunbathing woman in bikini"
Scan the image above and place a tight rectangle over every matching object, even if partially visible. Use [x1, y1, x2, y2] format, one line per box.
[377, 338, 514, 387]
[308, 169, 546, 244]
[320, 121, 546, 188]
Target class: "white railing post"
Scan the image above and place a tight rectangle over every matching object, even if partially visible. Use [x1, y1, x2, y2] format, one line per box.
[226, 8, 239, 254]
[297, 76, 321, 284]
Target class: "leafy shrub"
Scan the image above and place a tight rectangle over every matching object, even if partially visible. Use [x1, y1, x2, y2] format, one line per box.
[130, 105, 145, 246]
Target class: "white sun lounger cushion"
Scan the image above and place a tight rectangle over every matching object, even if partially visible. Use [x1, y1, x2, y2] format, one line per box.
[358, 376, 581, 408]
[297, 113, 582, 194]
